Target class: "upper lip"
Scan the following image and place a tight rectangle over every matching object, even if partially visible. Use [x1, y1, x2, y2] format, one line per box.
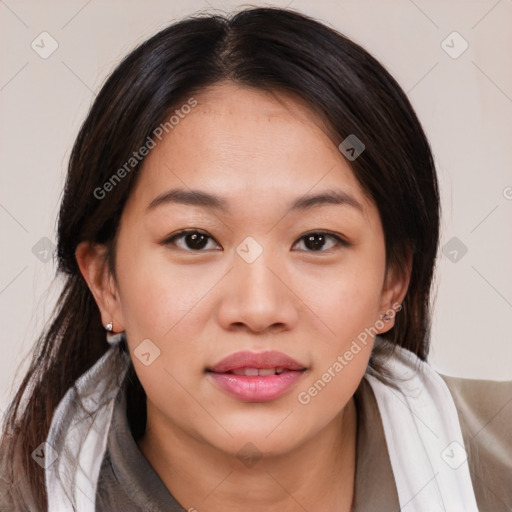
[207, 350, 306, 373]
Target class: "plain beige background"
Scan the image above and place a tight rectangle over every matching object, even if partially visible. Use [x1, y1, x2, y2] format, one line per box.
[1, 0, 511, 419]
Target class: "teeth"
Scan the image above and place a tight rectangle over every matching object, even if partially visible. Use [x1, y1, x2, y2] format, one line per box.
[230, 367, 289, 376]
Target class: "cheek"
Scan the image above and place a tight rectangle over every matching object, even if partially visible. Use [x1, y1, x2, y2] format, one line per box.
[296, 272, 377, 419]
[115, 235, 213, 338]
[308, 259, 385, 342]
[115, 247, 209, 407]
[298, 343, 371, 416]
[300, 254, 384, 395]
[114, 238, 222, 399]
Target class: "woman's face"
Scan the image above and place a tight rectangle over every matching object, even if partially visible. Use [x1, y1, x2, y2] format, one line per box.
[82, 81, 408, 458]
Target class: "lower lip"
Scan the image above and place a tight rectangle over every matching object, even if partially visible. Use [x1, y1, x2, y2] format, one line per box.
[207, 370, 305, 402]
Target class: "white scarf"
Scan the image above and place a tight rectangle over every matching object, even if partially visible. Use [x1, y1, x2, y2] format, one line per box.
[45, 335, 479, 511]
[365, 338, 479, 511]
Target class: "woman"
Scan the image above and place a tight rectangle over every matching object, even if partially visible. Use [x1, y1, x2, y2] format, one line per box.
[1, 6, 510, 512]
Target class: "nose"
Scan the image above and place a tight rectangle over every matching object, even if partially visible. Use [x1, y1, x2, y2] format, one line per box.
[216, 249, 299, 335]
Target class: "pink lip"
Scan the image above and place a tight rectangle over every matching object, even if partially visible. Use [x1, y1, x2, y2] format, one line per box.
[206, 350, 307, 402]
[207, 350, 305, 373]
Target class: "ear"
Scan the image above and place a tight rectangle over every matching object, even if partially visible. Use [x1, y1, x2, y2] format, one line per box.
[375, 249, 412, 335]
[75, 241, 125, 333]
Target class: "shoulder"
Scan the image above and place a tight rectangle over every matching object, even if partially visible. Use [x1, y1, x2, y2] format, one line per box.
[439, 373, 512, 444]
[439, 373, 512, 511]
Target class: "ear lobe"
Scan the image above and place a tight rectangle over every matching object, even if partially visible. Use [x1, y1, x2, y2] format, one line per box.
[75, 241, 125, 331]
[376, 250, 412, 333]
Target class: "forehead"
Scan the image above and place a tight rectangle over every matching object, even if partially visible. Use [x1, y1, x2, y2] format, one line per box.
[126, 82, 374, 219]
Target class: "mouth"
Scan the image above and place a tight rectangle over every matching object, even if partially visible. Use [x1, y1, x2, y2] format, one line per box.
[214, 367, 296, 376]
[206, 350, 307, 402]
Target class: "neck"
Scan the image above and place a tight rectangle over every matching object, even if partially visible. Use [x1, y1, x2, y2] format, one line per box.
[138, 397, 358, 512]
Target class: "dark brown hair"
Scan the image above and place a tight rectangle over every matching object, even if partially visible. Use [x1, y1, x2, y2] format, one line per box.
[0, 6, 439, 510]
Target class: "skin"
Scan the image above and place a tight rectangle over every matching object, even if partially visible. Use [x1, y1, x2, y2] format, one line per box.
[77, 81, 411, 511]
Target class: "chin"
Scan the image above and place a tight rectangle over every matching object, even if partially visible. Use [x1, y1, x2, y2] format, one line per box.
[211, 433, 302, 463]
[200, 414, 313, 457]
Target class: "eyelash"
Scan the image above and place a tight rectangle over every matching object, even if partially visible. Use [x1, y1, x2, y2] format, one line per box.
[162, 229, 351, 253]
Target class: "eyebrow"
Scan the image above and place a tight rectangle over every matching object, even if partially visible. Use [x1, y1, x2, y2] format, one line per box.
[146, 187, 364, 214]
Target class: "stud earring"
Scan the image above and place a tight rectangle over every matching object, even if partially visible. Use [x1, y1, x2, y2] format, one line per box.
[105, 322, 113, 332]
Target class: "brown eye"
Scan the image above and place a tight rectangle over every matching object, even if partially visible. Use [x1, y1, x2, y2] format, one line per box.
[164, 230, 220, 251]
[293, 231, 349, 252]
